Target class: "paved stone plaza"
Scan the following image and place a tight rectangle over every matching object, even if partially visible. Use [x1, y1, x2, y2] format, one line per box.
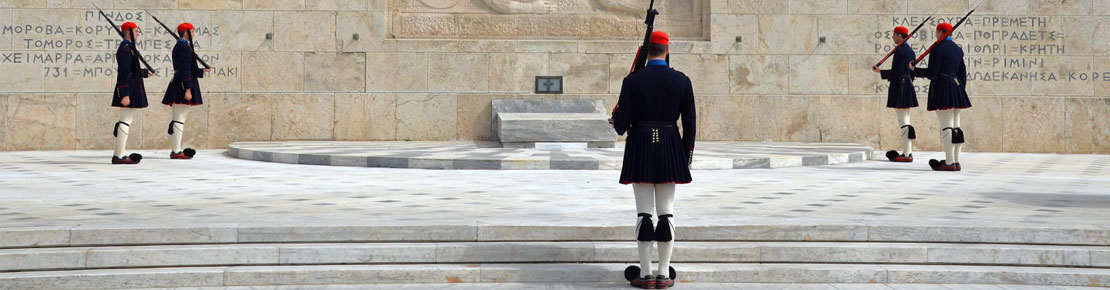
[1, 149, 1109, 289]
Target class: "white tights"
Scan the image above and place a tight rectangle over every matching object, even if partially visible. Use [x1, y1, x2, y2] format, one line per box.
[896, 109, 913, 155]
[935, 109, 964, 165]
[170, 105, 191, 153]
[633, 183, 675, 278]
[113, 108, 138, 158]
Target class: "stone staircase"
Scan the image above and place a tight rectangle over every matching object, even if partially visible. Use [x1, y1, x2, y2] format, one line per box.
[2, 224, 1110, 289]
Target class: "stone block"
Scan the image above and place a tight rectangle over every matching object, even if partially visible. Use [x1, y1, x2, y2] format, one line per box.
[70, 226, 238, 246]
[366, 53, 428, 92]
[0, 228, 70, 248]
[758, 15, 817, 54]
[460, 40, 578, 53]
[671, 54, 730, 95]
[1032, 0, 1094, 15]
[959, 97, 1004, 152]
[75, 93, 137, 150]
[884, 265, 1109, 286]
[683, 224, 869, 241]
[191, 51, 242, 93]
[496, 113, 616, 143]
[272, 94, 334, 140]
[209, 11, 274, 51]
[927, 244, 1090, 266]
[790, 0, 847, 14]
[1098, 58, 1110, 95]
[0, 248, 86, 271]
[242, 52, 304, 92]
[817, 15, 882, 55]
[790, 55, 849, 95]
[0, 267, 226, 289]
[731, 55, 790, 95]
[1033, 56, 1094, 96]
[457, 94, 515, 141]
[1065, 97, 1110, 154]
[848, 0, 907, 14]
[549, 53, 609, 94]
[437, 242, 595, 263]
[334, 93, 395, 141]
[777, 95, 821, 142]
[337, 11, 389, 52]
[237, 225, 476, 242]
[1093, 248, 1110, 267]
[761, 243, 928, 263]
[909, 0, 968, 14]
[112, 0, 175, 9]
[304, 52, 365, 92]
[0, 0, 44, 8]
[978, 0, 1033, 15]
[489, 53, 550, 93]
[224, 265, 480, 285]
[850, 55, 888, 95]
[244, 0, 304, 10]
[308, 0, 367, 10]
[274, 11, 336, 51]
[729, 0, 787, 14]
[395, 93, 457, 141]
[819, 96, 883, 148]
[1098, 0, 1110, 15]
[696, 95, 779, 141]
[280, 243, 437, 264]
[477, 225, 627, 241]
[0, 95, 6, 150]
[1002, 97, 1068, 153]
[6, 94, 76, 150]
[86, 245, 279, 268]
[428, 53, 489, 92]
[207, 94, 272, 148]
[0, 62, 44, 92]
[137, 101, 209, 150]
[479, 263, 621, 283]
[608, 53, 634, 94]
[709, 14, 758, 54]
[178, 0, 243, 10]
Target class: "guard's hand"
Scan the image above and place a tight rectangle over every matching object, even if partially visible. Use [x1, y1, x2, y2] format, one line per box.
[204, 68, 213, 73]
[184, 89, 193, 101]
[607, 117, 613, 125]
[908, 63, 915, 71]
[121, 96, 130, 107]
[871, 66, 880, 73]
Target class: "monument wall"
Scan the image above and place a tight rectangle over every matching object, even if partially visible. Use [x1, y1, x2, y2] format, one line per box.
[0, 0, 1107, 153]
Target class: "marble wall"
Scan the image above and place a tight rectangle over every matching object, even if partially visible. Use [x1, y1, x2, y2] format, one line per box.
[0, 0, 1107, 153]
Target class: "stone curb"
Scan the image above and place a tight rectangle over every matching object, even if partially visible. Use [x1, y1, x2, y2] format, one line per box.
[226, 141, 874, 170]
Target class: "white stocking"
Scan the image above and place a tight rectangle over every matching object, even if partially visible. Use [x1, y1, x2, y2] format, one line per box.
[896, 109, 913, 155]
[171, 105, 191, 153]
[953, 109, 963, 164]
[113, 108, 138, 158]
[936, 110, 955, 165]
[654, 183, 675, 278]
[632, 184, 656, 277]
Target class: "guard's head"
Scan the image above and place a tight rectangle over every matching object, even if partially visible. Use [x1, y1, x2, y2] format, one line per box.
[892, 26, 908, 43]
[647, 31, 669, 59]
[936, 22, 952, 40]
[177, 22, 195, 41]
[121, 22, 138, 40]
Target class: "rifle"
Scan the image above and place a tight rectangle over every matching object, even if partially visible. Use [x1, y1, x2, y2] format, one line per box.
[145, 11, 211, 69]
[874, 15, 933, 68]
[911, 5, 979, 66]
[91, 2, 156, 74]
[627, 0, 660, 75]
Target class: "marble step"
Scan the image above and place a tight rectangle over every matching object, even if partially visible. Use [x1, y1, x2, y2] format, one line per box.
[113, 284, 1110, 290]
[3, 263, 1110, 289]
[5, 223, 1109, 249]
[3, 242, 1110, 272]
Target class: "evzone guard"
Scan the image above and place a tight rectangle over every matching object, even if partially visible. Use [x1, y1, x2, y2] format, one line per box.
[109, 21, 154, 164]
[613, 30, 696, 289]
[162, 22, 211, 159]
[910, 21, 974, 172]
[873, 25, 921, 163]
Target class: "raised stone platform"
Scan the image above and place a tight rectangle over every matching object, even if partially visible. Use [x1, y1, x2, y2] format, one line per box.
[227, 141, 873, 170]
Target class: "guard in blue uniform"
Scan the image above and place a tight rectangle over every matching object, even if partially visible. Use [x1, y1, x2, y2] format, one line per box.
[110, 22, 152, 164]
[873, 26, 918, 163]
[162, 22, 210, 160]
[910, 22, 972, 171]
[611, 31, 695, 289]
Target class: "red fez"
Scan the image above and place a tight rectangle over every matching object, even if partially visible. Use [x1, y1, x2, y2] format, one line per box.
[121, 22, 137, 31]
[650, 31, 669, 46]
[893, 26, 908, 35]
[177, 22, 194, 32]
[936, 22, 953, 32]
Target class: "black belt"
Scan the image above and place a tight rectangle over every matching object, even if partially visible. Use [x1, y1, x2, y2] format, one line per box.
[635, 121, 675, 127]
[938, 73, 956, 77]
